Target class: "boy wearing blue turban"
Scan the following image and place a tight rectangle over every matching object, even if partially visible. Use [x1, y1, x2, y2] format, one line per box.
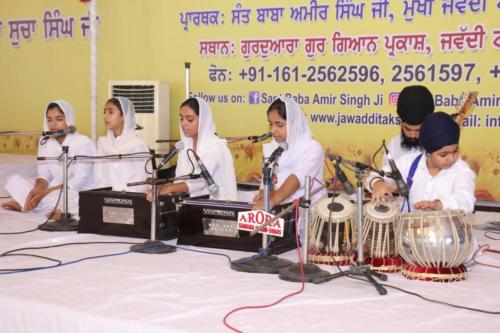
[367, 112, 476, 213]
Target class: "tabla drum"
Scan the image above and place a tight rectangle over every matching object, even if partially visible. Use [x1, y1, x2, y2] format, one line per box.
[308, 197, 355, 266]
[395, 209, 474, 282]
[362, 201, 402, 272]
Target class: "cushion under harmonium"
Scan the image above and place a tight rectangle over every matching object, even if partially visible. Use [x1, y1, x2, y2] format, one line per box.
[78, 187, 185, 240]
[177, 198, 297, 254]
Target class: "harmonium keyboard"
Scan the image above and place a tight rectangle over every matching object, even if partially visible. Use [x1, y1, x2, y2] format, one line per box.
[78, 187, 187, 240]
[177, 198, 297, 254]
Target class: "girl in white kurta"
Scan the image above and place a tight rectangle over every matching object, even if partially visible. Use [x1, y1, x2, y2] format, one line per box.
[252, 98, 327, 235]
[2, 100, 95, 217]
[95, 97, 149, 192]
[367, 112, 475, 213]
[152, 97, 237, 201]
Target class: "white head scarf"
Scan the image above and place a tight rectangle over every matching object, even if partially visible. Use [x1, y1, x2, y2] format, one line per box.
[176, 97, 237, 200]
[99, 97, 146, 154]
[177, 97, 219, 174]
[179, 97, 218, 151]
[265, 97, 313, 165]
[282, 97, 312, 148]
[43, 100, 75, 132]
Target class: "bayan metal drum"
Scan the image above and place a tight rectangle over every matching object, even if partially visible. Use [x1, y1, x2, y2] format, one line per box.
[396, 209, 474, 282]
[362, 201, 402, 272]
[308, 196, 355, 265]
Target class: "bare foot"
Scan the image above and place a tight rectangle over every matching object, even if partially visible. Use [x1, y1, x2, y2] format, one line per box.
[47, 209, 62, 219]
[1, 200, 22, 211]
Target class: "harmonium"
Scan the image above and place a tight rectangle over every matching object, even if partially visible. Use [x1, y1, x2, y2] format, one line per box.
[78, 187, 187, 240]
[177, 198, 297, 254]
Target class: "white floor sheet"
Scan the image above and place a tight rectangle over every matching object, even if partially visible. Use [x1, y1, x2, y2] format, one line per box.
[0, 206, 499, 333]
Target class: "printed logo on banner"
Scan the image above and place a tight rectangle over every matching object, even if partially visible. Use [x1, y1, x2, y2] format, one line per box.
[237, 210, 284, 237]
[389, 92, 399, 105]
[249, 91, 260, 104]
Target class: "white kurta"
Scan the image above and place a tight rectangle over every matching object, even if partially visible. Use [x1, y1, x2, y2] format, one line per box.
[95, 136, 149, 192]
[366, 152, 476, 213]
[177, 139, 237, 200]
[4, 100, 95, 216]
[95, 97, 150, 192]
[264, 98, 328, 239]
[5, 133, 96, 215]
[176, 97, 237, 201]
[263, 139, 326, 206]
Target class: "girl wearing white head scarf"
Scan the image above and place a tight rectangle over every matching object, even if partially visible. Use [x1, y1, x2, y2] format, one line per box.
[252, 98, 327, 234]
[96, 97, 149, 192]
[2, 100, 96, 217]
[153, 97, 237, 201]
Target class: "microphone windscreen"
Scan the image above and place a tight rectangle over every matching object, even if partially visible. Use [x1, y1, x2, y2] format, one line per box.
[175, 141, 185, 150]
[343, 180, 355, 195]
[279, 142, 288, 151]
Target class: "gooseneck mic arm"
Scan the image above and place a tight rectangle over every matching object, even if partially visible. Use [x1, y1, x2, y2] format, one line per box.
[190, 150, 219, 195]
[333, 160, 355, 195]
[382, 141, 409, 197]
[157, 141, 184, 170]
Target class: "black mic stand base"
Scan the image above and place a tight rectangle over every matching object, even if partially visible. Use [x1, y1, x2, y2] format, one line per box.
[311, 262, 388, 295]
[130, 240, 176, 254]
[230, 250, 293, 274]
[279, 262, 330, 283]
[39, 213, 78, 232]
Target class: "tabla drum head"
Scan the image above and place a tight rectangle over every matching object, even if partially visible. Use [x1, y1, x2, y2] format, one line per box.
[364, 201, 399, 222]
[314, 196, 354, 222]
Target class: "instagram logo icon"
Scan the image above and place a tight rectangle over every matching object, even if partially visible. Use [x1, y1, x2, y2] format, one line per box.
[389, 92, 399, 106]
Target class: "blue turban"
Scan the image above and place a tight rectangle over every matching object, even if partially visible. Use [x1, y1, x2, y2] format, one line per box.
[419, 112, 460, 153]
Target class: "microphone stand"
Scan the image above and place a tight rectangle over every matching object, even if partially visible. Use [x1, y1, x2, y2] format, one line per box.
[39, 146, 79, 231]
[230, 158, 293, 274]
[130, 149, 176, 254]
[279, 176, 330, 282]
[311, 161, 388, 295]
[0, 131, 40, 135]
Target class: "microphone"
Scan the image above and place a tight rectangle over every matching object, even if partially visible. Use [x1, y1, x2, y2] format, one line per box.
[325, 153, 372, 171]
[265, 142, 288, 167]
[191, 151, 219, 195]
[248, 132, 272, 143]
[157, 141, 184, 169]
[42, 125, 76, 138]
[333, 161, 355, 195]
[172, 174, 202, 181]
[386, 152, 409, 197]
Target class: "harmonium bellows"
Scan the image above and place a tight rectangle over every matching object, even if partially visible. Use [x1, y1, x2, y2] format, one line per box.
[78, 187, 186, 240]
[177, 198, 297, 254]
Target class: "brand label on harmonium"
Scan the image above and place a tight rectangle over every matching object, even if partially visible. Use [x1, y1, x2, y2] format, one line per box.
[103, 197, 133, 206]
[237, 210, 284, 237]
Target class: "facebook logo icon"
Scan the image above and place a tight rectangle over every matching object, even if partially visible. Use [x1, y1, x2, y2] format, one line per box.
[249, 91, 260, 104]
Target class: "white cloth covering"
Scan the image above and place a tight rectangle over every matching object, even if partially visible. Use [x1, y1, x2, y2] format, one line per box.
[175, 97, 237, 201]
[96, 97, 149, 192]
[0, 208, 498, 333]
[3, 100, 95, 215]
[263, 98, 327, 236]
[367, 151, 476, 213]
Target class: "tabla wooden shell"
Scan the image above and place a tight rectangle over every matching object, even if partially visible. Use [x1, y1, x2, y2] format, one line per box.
[395, 209, 474, 282]
[362, 201, 402, 272]
[308, 197, 355, 265]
